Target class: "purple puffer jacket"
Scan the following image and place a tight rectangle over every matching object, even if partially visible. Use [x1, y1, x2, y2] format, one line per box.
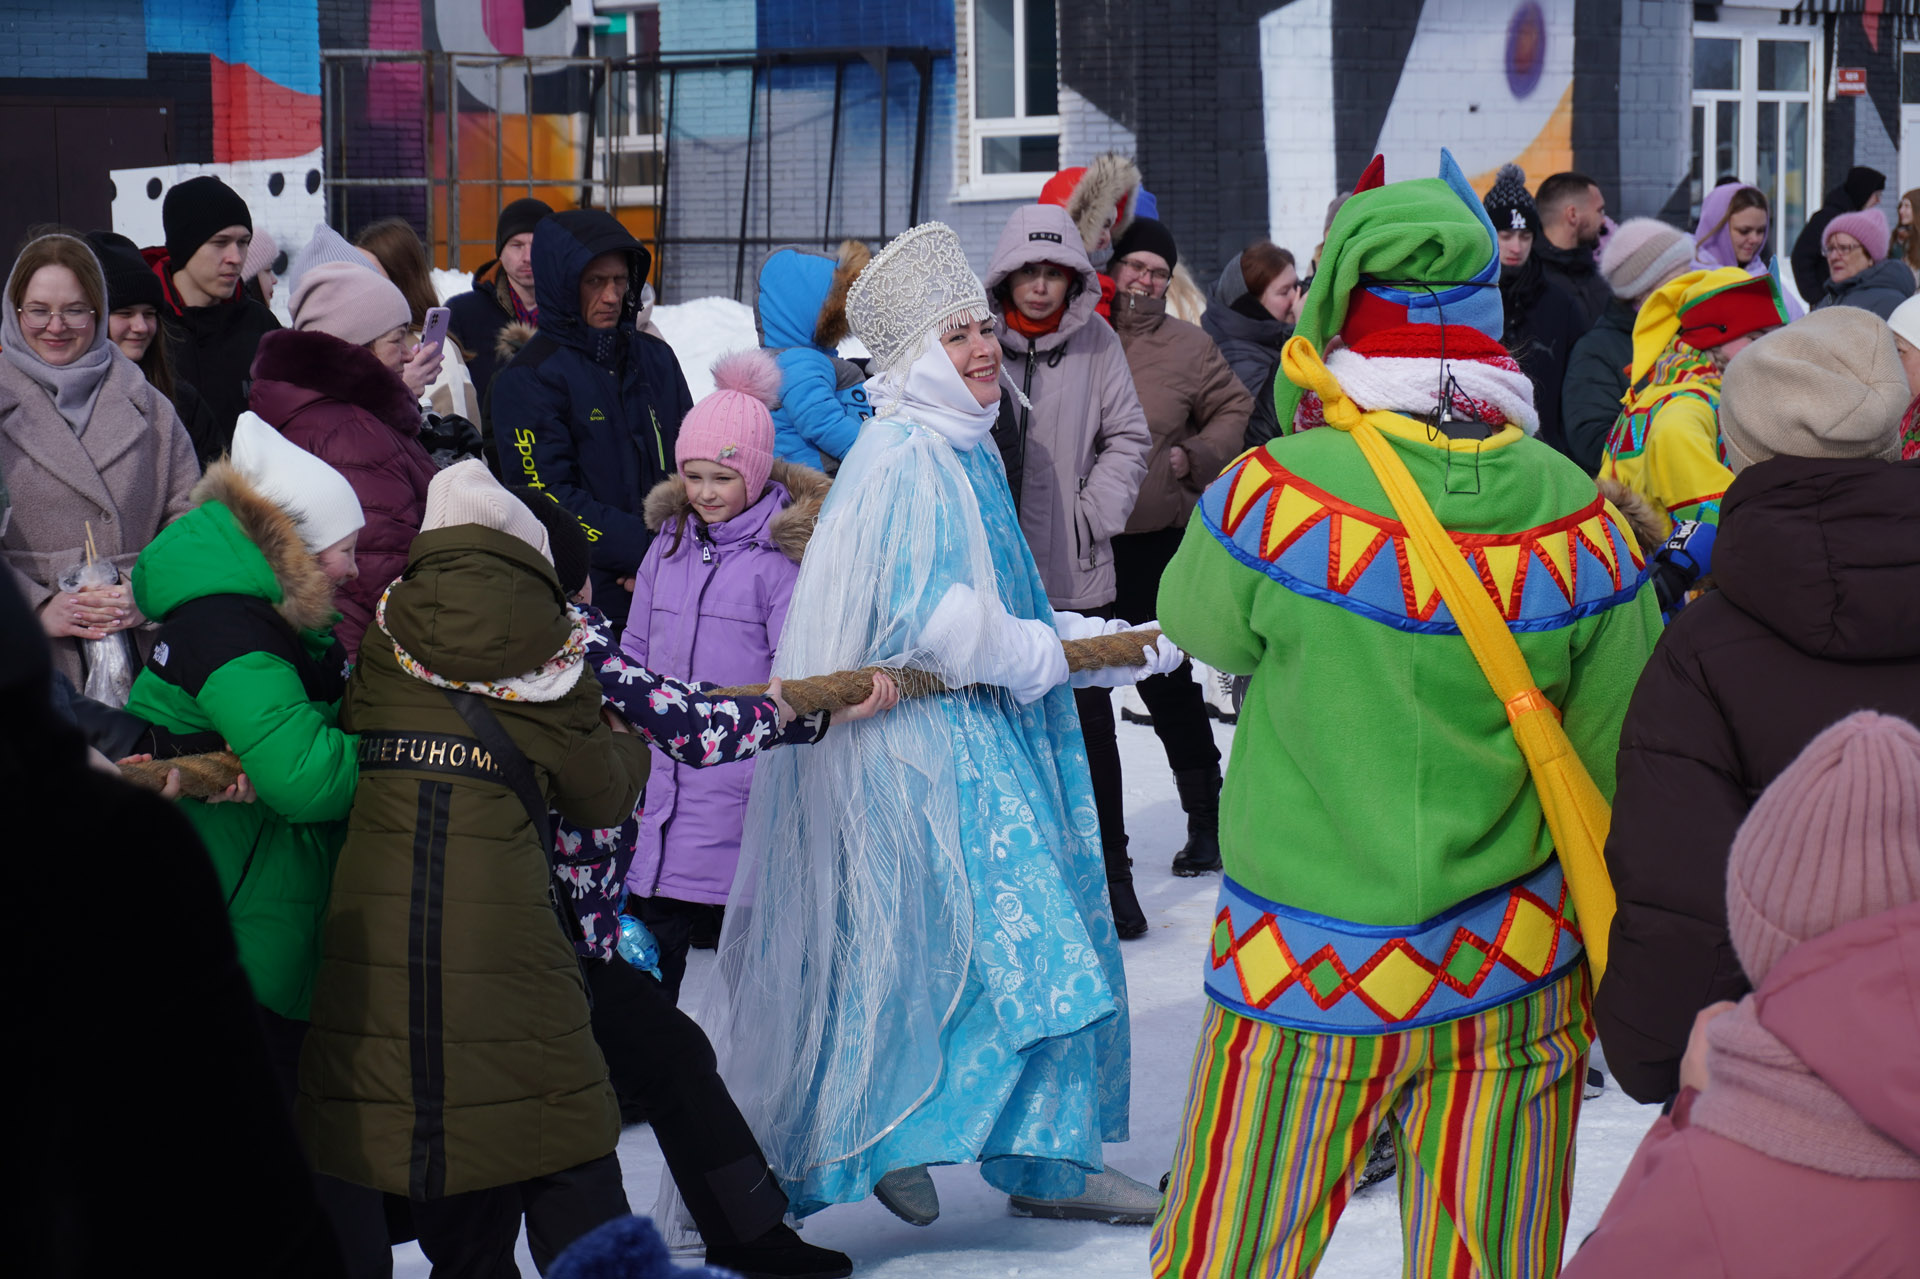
[620, 459, 828, 905]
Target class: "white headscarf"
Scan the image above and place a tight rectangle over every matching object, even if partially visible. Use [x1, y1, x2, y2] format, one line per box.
[863, 328, 1027, 453]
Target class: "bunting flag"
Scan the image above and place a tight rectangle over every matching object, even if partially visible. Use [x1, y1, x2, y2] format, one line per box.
[1204, 448, 1645, 634]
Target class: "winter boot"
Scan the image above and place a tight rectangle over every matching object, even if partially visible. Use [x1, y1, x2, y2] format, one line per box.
[707, 1223, 853, 1279]
[1355, 1126, 1397, 1192]
[1109, 877, 1149, 940]
[874, 1165, 940, 1226]
[1007, 1166, 1163, 1224]
[1170, 767, 1223, 877]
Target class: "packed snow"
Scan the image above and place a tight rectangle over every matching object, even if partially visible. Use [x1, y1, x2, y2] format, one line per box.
[391, 712, 1662, 1277]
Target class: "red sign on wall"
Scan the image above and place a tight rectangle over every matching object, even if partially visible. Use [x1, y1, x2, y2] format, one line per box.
[1837, 67, 1868, 96]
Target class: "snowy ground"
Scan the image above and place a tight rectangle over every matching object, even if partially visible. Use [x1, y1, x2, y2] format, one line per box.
[392, 713, 1661, 1277]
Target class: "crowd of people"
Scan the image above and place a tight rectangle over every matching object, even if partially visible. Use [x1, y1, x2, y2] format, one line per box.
[6, 142, 1919, 1279]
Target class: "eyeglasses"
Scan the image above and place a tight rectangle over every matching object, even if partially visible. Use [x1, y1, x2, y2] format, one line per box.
[1113, 257, 1171, 285]
[1825, 239, 1866, 261]
[18, 305, 95, 331]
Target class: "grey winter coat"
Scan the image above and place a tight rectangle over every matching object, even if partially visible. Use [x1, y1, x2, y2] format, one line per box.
[986, 204, 1151, 611]
[0, 354, 199, 686]
[1200, 254, 1291, 399]
[1812, 257, 1917, 322]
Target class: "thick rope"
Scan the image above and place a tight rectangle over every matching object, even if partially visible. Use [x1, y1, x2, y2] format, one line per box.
[116, 629, 1167, 794]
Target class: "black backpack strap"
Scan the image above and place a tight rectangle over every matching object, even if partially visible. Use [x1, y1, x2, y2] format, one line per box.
[441, 688, 551, 855]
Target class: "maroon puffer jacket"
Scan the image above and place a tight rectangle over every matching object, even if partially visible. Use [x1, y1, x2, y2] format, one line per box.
[249, 328, 436, 658]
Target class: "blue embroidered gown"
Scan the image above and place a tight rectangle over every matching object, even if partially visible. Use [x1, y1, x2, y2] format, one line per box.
[714, 417, 1131, 1217]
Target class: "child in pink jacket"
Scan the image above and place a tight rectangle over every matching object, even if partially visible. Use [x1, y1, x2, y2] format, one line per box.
[1566, 711, 1920, 1277]
[619, 350, 831, 1000]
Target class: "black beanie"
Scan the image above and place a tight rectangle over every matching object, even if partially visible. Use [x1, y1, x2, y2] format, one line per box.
[85, 231, 166, 313]
[1844, 166, 1887, 210]
[162, 176, 252, 266]
[496, 198, 555, 255]
[510, 487, 591, 597]
[1482, 163, 1542, 238]
[1111, 217, 1179, 271]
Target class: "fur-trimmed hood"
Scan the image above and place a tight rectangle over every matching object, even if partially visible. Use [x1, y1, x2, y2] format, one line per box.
[756, 240, 873, 352]
[1041, 153, 1142, 256]
[251, 327, 422, 439]
[133, 460, 338, 634]
[495, 320, 538, 368]
[641, 458, 830, 562]
[1598, 476, 1668, 554]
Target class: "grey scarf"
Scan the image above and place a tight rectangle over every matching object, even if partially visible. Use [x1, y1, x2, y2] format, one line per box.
[1, 237, 117, 435]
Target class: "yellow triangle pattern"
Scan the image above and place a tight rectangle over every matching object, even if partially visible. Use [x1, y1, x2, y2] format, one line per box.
[1226, 461, 1276, 529]
[1534, 532, 1577, 601]
[1334, 515, 1383, 587]
[1400, 540, 1441, 617]
[1481, 544, 1525, 617]
[1576, 517, 1618, 582]
[1261, 484, 1329, 559]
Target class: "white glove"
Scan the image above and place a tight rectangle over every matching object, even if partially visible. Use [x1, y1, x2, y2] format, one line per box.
[1052, 610, 1127, 643]
[1069, 618, 1185, 689]
[922, 584, 1068, 704]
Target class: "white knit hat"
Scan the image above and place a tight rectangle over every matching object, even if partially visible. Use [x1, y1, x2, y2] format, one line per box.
[1887, 294, 1920, 352]
[229, 412, 365, 552]
[845, 222, 990, 375]
[421, 459, 552, 563]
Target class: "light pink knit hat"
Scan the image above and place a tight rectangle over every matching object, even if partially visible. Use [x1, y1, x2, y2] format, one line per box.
[1823, 209, 1891, 263]
[1727, 710, 1920, 984]
[675, 348, 781, 501]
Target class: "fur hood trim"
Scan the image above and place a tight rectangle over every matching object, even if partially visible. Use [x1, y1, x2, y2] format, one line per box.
[1597, 476, 1668, 553]
[641, 459, 831, 563]
[814, 239, 872, 350]
[190, 461, 339, 633]
[495, 320, 538, 366]
[251, 327, 422, 438]
[1070, 153, 1141, 255]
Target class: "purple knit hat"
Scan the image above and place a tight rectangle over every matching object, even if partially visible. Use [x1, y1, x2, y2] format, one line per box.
[1727, 710, 1920, 985]
[1823, 210, 1891, 263]
[675, 348, 781, 501]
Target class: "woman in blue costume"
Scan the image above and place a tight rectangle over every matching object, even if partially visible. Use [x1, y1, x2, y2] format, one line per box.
[714, 223, 1180, 1228]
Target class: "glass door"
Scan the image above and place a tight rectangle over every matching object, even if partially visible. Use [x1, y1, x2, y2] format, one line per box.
[1692, 23, 1819, 266]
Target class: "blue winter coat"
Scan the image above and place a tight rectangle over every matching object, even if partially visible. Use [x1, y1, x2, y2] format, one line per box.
[756, 247, 873, 468]
[490, 210, 693, 628]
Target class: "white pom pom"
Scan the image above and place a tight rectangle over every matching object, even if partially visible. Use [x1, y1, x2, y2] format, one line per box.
[709, 348, 783, 410]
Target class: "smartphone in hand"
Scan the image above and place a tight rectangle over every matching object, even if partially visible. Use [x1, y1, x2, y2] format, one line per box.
[419, 305, 451, 351]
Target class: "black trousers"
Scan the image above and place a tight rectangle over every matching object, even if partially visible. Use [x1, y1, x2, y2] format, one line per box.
[410, 1152, 629, 1278]
[628, 895, 726, 1005]
[583, 956, 788, 1248]
[1110, 526, 1223, 776]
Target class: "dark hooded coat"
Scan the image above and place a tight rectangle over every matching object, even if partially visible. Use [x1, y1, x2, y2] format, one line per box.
[1596, 455, 1920, 1103]
[488, 211, 693, 629]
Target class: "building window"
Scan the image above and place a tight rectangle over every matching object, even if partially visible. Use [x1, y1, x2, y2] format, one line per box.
[591, 5, 663, 207]
[965, 0, 1060, 196]
[1691, 22, 1819, 266]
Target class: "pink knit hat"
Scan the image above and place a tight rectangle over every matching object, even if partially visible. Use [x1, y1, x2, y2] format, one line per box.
[1822, 210, 1891, 264]
[1727, 710, 1920, 985]
[291, 260, 412, 348]
[675, 349, 781, 501]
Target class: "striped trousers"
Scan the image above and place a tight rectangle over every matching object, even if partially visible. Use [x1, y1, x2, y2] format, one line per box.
[1150, 967, 1591, 1279]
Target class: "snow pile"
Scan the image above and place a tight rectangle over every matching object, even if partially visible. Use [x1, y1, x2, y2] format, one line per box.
[430, 267, 473, 305]
[651, 298, 759, 400]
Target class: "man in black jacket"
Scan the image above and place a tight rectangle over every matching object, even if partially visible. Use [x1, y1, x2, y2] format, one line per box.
[488, 209, 692, 629]
[1533, 171, 1612, 331]
[1789, 165, 1885, 303]
[448, 196, 550, 411]
[142, 176, 281, 463]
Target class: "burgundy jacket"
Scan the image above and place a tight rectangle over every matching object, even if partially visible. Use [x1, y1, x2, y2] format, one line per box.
[249, 328, 436, 658]
[1565, 905, 1920, 1277]
[1596, 455, 1920, 1102]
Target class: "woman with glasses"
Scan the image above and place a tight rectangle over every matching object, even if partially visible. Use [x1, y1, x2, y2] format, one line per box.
[0, 231, 199, 692]
[1107, 217, 1251, 880]
[1812, 210, 1916, 321]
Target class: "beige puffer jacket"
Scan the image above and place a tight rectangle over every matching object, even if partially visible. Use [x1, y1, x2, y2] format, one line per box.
[985, 204, 1150, 610]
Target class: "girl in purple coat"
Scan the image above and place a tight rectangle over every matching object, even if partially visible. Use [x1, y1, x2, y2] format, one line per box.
[620, 349, 831, 1000]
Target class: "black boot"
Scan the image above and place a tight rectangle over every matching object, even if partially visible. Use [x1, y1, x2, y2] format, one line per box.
[1109, 877, 1149, 940]
[707, 1223, 853, 1279]
[1170, 767, 1223, 877]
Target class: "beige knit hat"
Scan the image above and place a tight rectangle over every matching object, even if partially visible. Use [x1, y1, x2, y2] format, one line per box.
[1716, 307, 1908, 474]
[1599, 217, 1696, 302]
[421, 459, 552, 563]
[291, 260, 412, 348]
[1727, 711, 1920, 985]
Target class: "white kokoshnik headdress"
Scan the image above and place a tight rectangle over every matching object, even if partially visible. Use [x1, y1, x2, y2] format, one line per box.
[846, 222, 992, 377]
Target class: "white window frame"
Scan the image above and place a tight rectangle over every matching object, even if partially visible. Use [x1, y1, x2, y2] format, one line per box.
[1690, 20, 1823, 268]
[1901, 41, 1920, 202]
[956, 0, 1061, 201]
[589, 5, 663, 209]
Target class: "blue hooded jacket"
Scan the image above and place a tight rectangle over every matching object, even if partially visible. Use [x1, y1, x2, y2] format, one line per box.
[756, 245, 874, 467]
[490, 210, 693, 628]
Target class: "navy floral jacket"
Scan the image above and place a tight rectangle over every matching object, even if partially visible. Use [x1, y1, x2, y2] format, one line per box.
[550, 605, 826, 959]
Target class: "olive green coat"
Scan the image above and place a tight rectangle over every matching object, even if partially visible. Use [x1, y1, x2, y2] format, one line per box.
[298, 523, 648, 1198]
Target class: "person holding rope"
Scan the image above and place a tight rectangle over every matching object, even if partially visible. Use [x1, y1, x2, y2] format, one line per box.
[712, 221, 1181, 1231]
[1149, 151, 1661, 1277]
